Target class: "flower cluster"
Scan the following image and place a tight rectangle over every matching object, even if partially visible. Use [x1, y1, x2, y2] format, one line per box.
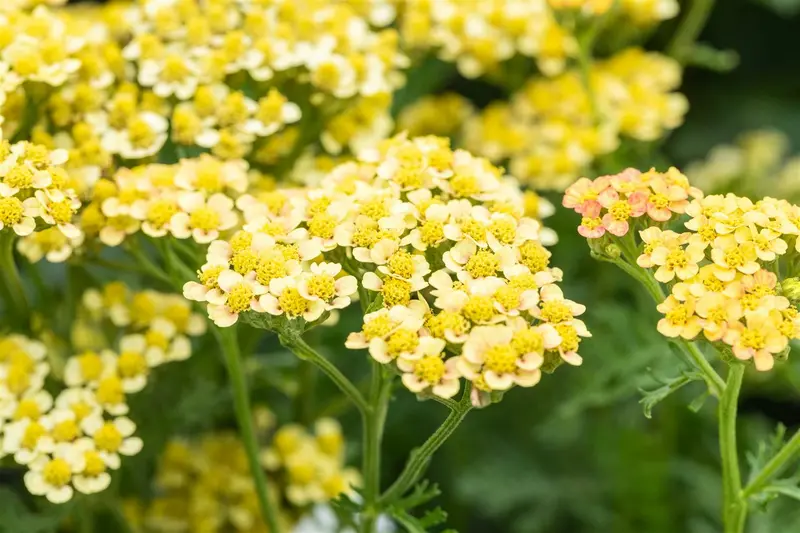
[643, 194, 800, 371]
[0, 140, 82, 259]
[261, 418, 361, 507]
[397, 93, 475, 139]
[134, 417, 358, 532]
[464, 48, 688, 190]
[184, 135, 582, 399]
[0, 283, 204, 504]
[396, 0, 577, 78]
[562, 166, 702, 238]
[77, 155, 248, 251]
[548, 0, 679, 24]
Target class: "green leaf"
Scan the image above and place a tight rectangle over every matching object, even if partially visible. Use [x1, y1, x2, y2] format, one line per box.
[0, 488, 73, 533]
[638, 370, 702, 419]
[764, 482, 800, 501]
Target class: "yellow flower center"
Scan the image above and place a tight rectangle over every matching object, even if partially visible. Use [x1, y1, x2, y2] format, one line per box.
[555, 323, 580, 353]
[450, 174, 480, 198]
[13, 398, 41, 420]
[94, 423, 123, 452]
[5, 165, 34, 189]
[465, 250, 499, 278]
[71, 401, 93, 422]
[195, 168, 223, 192]
[308, 213, 337, 240]
[362, 315, 396, 340]
[287, 461, 316, 484]
[127, 118, 158, 149]
[540, 300, 573, 323]
[0, 197, 24, 226]
[414, 355, 446, 383]
[359, 199, 388, 221]
[519, 241, 550, 273]
[741, 329, 766, 350]
[484, 345, 518, 375]
[4, 364, 30, 395]
[426, 311, 469, 339]
[118, 351, 147, 378]
[702, 275, 725, 292]
[21, 421, 46, 450]
[146, 199, 178, 228]
[255, 255, 288, 286]
[306, 274, 336, 301]
[724, 248, 745, 268]
[231, 249, 259, 275]
[459, 218, 485, 242]
[388, 251, 415, 279]
[145, 330, 170, 350]
[84, 451, 106, 477]
[256, 90, 286, 124]
[489, 218, 516, 245]
[665, 249, 689, 271]
[665, 303, 692, 326]
[278, 287, 310, 317]
[580, 216, 603, 229]
[387, 329, 419, 357]
[229, 231, 253, 252]
[52, 419, 79, 443]
[313, 61, 341, 91]
[226, 283, 254, 314]
[494, 286, 521, 311]
[511, 328, 544, 355]
[394, 168, 423, 189]
[161, 54, 189, 82]
[189, 207, 221, 232]
[381, 278, 412, 307]
[649, 193, 670, 209]
[463, 295, 495, 323]
[42, 459, 72, 488]
[419, 220, 444, 246]
[96, 376, 125, 406]
[199, 265, 225, 289]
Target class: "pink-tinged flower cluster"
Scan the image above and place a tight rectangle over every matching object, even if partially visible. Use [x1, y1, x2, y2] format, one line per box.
[563, 167, 703, 239]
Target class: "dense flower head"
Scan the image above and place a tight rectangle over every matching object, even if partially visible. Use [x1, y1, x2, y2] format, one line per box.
[464, 48, 688, 190]
[0, 282, 205, 504]
[563, 166, 702, 238]
[640, 194, 800, 371]
[396, 0, 578, 78]
[184, 134, 583, 400]
[0, 140, 84, 261]
[133, 417, 358, 532]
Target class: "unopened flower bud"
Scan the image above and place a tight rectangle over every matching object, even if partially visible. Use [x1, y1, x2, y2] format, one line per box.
[781, 277, 800, 304]
[604, 243, 622, 259]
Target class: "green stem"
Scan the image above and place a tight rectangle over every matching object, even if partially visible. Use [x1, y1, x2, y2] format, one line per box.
[720, 364, 746, 533]
[360, 362, 392, 533]
[608, 250, 725, 397]
[126, 241, 175, 288]
[213, 326, 282, 533]
[379, 388, 472, 505]
[280, 334, 370, 415]
[667, 0, 717, 61]
[742, 427, 800, 499]
[0, 232, 30, 329]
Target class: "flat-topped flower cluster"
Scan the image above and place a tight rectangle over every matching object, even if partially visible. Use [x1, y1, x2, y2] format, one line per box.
[185, 134, 588, 399]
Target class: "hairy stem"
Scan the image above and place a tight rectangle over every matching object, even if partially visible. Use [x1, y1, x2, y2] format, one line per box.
[360, 362, 392, 533]
[213, 326, 282, 533]
[380, 388, 472, 505]
[720, 364, 746, 533]
[280, 334, 370, 415]
[0, 232, 30, 329]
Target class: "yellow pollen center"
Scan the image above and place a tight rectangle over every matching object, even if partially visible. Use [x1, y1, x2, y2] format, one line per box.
[363, 315, 396, 340]
[0, 197, 24, 226]
[77, 352, 104, 382]
[414, 356, 446, 383]
[231, 249, 259, 275]
[96, 376, 125, 406]
[540, 300, 573, 323]
[388, 251, 415, 279]
[484, 345, 518, 375]
[94, 423, 123, 452]
[381, 278, 412, 307]
[5, 165, 34, 189]
[308, 213, 336, 239]
[306, 274, 336, 301]
[463, 295, 495, 323]
[512, 328, 544, 355]
[42, 459, 72, 488]
[465, 250, 499, 278]
[419, 220, 444, 245]
[666, 304, 691, 325]
[21, 422, 46, 450]
[83, 451, 106, 477]
[450, 174, 480, 198]
[741, 329, 766, 350]
[278, 287, 310, 317]
[649, 193, 670, 209]
[609, 200, 633, 221]
[199, 265, 224, 289]
[14, 398, 41, 420]
[226, 283, 254, 313]
[387, 329, 419, 357]
[146, 199, 178, 228]
[118, 351, 147, 378]
[489, 218, 517, 244]
[189, 207, 220, 232]
[52, 419, 79, 442]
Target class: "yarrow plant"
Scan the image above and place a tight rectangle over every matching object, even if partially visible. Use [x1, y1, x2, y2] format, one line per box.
[0, 0, 769, 531]
[565, 167, 800, 533]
